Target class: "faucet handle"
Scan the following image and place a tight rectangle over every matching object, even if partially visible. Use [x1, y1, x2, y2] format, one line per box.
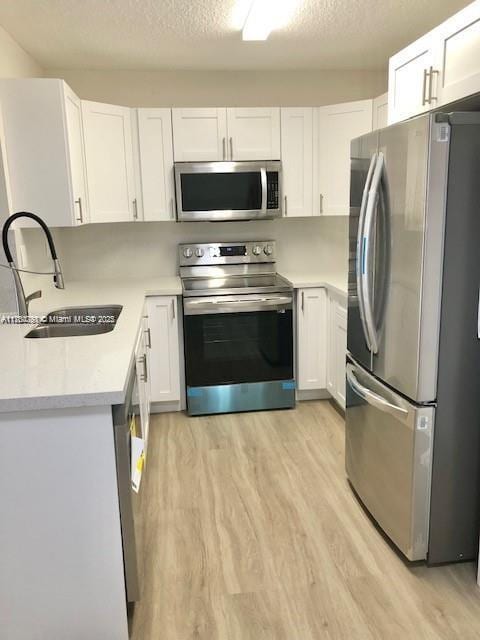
[25, 290, 42, 304]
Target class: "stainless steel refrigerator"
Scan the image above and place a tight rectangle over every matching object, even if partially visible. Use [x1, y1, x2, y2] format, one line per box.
[346, 112, 480, 564]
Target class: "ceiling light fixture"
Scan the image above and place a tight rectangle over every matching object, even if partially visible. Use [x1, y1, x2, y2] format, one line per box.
[242, 0, 298, 41]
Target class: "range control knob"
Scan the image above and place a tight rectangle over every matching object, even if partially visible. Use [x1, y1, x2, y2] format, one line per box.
[264, 244, 273, 256]
[252, 245, 262, 256]
[183, 247, 193, 259]
[195, 248, 204, 258]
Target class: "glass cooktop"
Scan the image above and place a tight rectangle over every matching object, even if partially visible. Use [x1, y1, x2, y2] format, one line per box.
[182, 274, 292, 297]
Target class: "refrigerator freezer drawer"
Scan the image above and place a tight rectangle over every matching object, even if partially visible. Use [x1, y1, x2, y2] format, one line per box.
[345, 358, 434, 561]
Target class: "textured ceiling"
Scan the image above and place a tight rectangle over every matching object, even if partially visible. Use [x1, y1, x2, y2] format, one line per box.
[0, 0, 472, 71]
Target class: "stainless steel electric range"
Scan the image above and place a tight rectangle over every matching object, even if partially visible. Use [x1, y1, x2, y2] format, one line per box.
[179, 241, 295, 416]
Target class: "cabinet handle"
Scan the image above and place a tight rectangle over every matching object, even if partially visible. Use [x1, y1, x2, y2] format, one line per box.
[428, 66, 439, 104]
[284, 195, 288, 216]
[133, 198, 138, 220]
[170, 197, 175, 220]
[222, 137, 226, 160]
[74, 197, 83, 223]
[319, 193, 324, 214]
[138, 353, 148, 382]
[422, 68, 429, 106]
[301, 291, 305, 313]
[145, 327, 151, 349]
[171, 298, 175, 321]
[229, 137, 233, 160]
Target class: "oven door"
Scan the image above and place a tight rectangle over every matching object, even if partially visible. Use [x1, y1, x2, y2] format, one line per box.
[183, 293, 294, 414]
[175, 161, 281, 221]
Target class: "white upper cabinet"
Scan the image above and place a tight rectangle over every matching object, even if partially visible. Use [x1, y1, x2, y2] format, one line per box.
[296, 287, 328, 390]
[64, 85, 89, 225]
[82, 100, 136, 223]
[388, 33, 437, 124]
[136, 108, 175, 221]
[280, 108, 313, 217]
[388, 1, 480, 124]
[226, 107, 280, 160]
[434, 1, 480, 106]
[172, 108, 227, 161]
[172, 107, 280, 161]
[0, 79, 88, 227]
[314, 100, 373, 216]
[372, 92, 389, 130]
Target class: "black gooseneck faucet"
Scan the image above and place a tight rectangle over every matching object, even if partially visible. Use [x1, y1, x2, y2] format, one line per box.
[2, 212, 65, 315]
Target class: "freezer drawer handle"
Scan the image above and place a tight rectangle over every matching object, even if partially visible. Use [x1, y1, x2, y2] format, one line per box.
[346, 364, 408, 420]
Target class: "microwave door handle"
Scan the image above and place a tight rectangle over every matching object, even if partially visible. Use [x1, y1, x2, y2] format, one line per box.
[260, 167, 267, 214]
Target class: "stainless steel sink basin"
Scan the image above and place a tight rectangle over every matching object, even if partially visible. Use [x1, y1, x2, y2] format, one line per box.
[26, 324, 116, 338]
[45, 305, 123, 323]
[25, 304, 123, 339]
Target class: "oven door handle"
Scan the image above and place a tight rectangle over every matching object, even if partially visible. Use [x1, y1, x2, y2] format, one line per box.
[260, 166, 267, 215]
[184, 295, 292, 315]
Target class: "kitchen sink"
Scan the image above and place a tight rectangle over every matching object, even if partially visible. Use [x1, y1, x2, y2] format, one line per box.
[25, 305, 123, 339]
[45, 305, 123, 323]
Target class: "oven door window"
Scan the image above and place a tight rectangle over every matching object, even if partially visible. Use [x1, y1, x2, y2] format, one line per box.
[181, 172, 262, 212]
[184, 309, 293, 387]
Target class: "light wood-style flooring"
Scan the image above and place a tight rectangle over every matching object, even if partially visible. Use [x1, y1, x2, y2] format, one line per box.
[130, 400, 480, 639]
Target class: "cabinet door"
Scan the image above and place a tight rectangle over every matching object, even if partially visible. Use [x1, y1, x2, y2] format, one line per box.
[81, 100, 136, 223]
[326, 294, 336, 397]
[280, 108, 313, 217]
[388, 34, 436, 124]
[146, 296, 180, 403]
[296, 288, 327, 390]
[172, 108, 227, 161]
[435, 2, 480, 106]
[63, 85, 89, 225]
[134, 326, 150, 443]
[137, 108, 175, 221]
[0, 79, 78, 227]
[315, 100, 372, 216]
[334, 303, 347, 409]
[372, 93, 389, 130]
[0, 102, 12, 216]
[226, 107, 280, 160]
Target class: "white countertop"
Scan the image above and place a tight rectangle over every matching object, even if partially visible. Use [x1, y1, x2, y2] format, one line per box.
[0, 277, 182, 413]
[280, 272, 348, 299]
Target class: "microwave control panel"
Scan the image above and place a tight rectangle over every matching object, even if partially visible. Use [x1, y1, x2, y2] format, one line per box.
[266, 172, 279, 210]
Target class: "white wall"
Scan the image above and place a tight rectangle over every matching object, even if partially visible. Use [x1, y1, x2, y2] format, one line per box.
[0, 24, 43, 78]
[0, 24, 43, 310]
[47, 68, 386, 107]
[19, 216, 349, 288]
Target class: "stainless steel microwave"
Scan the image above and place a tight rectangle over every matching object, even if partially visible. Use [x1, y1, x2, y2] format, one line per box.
[174, 160, 282, 222]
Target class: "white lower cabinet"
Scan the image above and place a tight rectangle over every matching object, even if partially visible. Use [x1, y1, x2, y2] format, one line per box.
[327, 293, 347, 409]
[134, 315, 151, 443]
[296, 287, 347, 408]
[296, 288, 327, 390]
[145, 296, 181, 403]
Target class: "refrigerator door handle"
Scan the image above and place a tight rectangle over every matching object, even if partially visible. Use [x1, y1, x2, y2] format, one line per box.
[356, 153, 377, 352]
[361, 152, 385, 355]
[346, 364, 409, 421]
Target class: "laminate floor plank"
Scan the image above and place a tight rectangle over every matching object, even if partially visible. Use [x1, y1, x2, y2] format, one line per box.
[130, 400, 480, 640]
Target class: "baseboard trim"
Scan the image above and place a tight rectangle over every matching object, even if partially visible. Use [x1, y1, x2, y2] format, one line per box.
[151, 401, 182, 414]
[296, 389, 331, 402]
